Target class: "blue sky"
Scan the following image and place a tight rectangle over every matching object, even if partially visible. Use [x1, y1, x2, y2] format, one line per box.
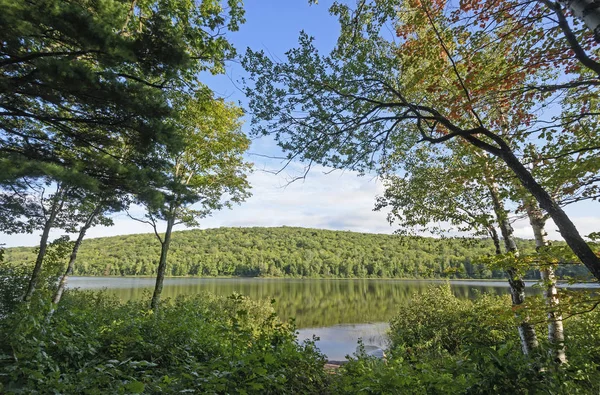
[2, 1, 599, 247]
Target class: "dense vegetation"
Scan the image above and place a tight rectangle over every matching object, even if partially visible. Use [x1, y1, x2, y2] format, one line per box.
[332, 285, 600, 394]
[2, 0, 600, 392]
[3, 283, 600, 394]
[5, 226, 573, 279]
[0, 290, 329, 394]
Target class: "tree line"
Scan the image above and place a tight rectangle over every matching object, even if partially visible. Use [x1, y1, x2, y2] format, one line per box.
[4, 226, 592, 280]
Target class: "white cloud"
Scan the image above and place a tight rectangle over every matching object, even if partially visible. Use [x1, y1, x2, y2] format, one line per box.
[1, 163, 394, 247]
[513, 214, 600, 240]
[2, 160, 599, 248]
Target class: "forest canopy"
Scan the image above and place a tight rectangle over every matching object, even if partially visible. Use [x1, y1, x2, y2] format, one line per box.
[4, 227, 590, 279]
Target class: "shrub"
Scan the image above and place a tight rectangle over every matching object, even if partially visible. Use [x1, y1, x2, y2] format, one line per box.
[0, 291, 329, 394]
[334, 284, 600, 394]
[388, 284, 515, 357]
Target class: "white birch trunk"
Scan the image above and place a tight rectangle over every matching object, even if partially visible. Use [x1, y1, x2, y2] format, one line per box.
[560, 0, 600, 41]
[487, 183, 539, 355]
[525, 201, 567, 364]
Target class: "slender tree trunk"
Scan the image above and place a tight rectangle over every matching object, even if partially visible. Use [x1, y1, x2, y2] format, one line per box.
[491, 148, 600, 282]
[525, 200, 567, 364]
[23, 187, 65, 302]
[52, 208, 100, 305]
[150, 218, 174, 310]
[488, 184, 539, 355]
[488, 225, 502, 255]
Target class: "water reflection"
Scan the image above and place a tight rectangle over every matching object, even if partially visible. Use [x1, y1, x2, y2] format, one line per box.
[68, 277, 531, 328]
[69, 277, 568, 360]
[297, 323, 390, 361]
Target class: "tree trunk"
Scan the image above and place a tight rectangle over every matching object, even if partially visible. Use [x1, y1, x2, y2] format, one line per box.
[488, 225, 502, 255]
[525, 200, 567, 364]
[488, 184, 539, 355]
[52, 208, 100, 305]
[505, 266, 540, 355]
[494, 148, 600, 282]
[150, 218, 174, 310]
[23, 187, 65, 302]
[559, 0, 600, 42]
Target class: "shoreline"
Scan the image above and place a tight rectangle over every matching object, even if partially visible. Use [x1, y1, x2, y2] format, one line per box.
[66, 275, 598, 286]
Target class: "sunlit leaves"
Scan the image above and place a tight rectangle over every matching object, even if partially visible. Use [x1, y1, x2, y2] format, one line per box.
[146, 92, 252, 228]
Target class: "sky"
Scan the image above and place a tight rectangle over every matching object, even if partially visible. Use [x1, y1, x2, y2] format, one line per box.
[2, 0, 599, 247]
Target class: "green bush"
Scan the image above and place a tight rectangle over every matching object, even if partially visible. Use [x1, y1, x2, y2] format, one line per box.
[0, 291, 329, 394]
[332, 285, 600, 394]
[0, 264, 30, 317]
[3, 282, 600, 394]
[388, 284, 515, 357]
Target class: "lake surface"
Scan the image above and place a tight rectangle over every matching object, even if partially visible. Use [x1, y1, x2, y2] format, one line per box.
[67, 277, 586, 361]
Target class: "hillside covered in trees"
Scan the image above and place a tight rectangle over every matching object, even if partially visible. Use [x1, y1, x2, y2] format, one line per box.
[7, 226, 584, 279]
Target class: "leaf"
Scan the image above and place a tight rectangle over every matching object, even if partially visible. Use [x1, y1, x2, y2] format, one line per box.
[124, 381, 145, 394]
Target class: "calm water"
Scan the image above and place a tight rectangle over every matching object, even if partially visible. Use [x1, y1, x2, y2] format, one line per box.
[66, 277, 557, 360]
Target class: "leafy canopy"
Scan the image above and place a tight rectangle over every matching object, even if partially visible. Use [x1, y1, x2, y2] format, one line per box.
[0, 0, 245, 190]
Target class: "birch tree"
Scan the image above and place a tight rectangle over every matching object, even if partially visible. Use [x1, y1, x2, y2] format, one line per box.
[523, 198, 567, 363]
[377, 143, 540, 354]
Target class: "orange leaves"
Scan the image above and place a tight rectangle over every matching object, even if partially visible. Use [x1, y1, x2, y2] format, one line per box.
[392, 0, 599, 143]
[394, 0, 599, 133]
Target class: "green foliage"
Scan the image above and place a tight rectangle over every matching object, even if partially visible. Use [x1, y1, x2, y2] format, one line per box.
[377, 145, 499, 239]
[330, 354, 471, 394]
[0, 237, 66, 316]
[331, 286, 600, 394]
[331, 343, 554, 394]
[2, 273, 600, 394]
[1, 0, 246, 190]
[137, 94, 252, 229]
[0, 291, 329, 394]
[5, 227, 569, 279]
[0, 263, 30, 317]
[389, 285, 515, 356]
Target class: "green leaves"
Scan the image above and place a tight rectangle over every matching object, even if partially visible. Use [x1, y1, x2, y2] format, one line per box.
[1, 0, 245, 191]
[0, 291, 329, 394]
[123, 380, 145, 394]
[136, 91, 251, 230]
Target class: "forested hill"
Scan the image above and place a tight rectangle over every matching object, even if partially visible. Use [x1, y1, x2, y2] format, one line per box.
[4, 226, 569, 279]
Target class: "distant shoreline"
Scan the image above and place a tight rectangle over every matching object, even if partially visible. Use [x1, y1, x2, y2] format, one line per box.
[67, 276, 598, 287]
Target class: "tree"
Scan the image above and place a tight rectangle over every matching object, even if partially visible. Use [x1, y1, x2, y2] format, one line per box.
[131, 94, 251, 310]
[2, 0, 247, 301]
[376, 144, 501, 250]
[17, 177, 72, 302]
[376, 144, 540, 354]
[523, 197, 567, 363]
[8, 155, 131, 301]
[52, 192, 122, 305]
[555, 0, 600, 42]
[1, 0, 245, 195]
[242, 0, 600, 281]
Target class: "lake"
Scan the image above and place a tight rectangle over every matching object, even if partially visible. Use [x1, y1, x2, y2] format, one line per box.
[66, 277, 581, 361]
